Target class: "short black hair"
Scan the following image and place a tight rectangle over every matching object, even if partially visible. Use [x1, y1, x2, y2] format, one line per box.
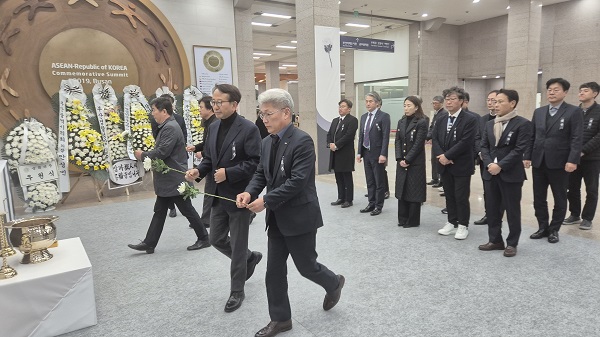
[159, 93, 175, 104]
[213, 84, 241, 104]
[151, 96, 173, 115]
[200, 96, 213, 111]
[339, 99, 353, 109]
[579, 81, 600, 93]
[488, 90, 500, 96]
[497, 89, 520, 108]
[546, 78, 570, 91]
[443, 86, 466, 100]
[463, 91, 470, 102]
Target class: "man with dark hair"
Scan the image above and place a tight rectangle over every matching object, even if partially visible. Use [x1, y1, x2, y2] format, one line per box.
[526, 78, 583, 243]
[327, 99, 358, 208]
[186, 95, 216, 228]
[479, 89, 532, 257]
[128, 97, 210, 254]
[186, 84, 263, 313]
[433, 86, 478, 240]
[473, 90, 501, 225]
[357, 91, 391, 216]
[564, 81, 600, 230]
[427, 96, 446, 186]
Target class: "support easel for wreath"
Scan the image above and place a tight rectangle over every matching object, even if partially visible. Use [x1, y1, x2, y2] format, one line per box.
[60, 171, 133, 204]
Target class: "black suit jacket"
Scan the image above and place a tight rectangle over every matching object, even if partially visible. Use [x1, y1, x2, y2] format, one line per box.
[357, 109, 391, 158]
[527, 102, 583, 169]
[192, 114, 216, 154]
[245, 125, 323, 236]
[481, 116, 532, 183]
[432, 109, 478, 176]
[197, 114, 261, 211]
[475, 113, 496, 164]
[326, 114, 358, 172]
[427, 108, 447, 141]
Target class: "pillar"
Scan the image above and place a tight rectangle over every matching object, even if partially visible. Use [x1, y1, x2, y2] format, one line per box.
[234, 1, 257, 119]
[265, 61, 280, 90]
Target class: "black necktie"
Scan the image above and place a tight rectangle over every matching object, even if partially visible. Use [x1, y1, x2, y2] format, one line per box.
[269, 134, 280, 172]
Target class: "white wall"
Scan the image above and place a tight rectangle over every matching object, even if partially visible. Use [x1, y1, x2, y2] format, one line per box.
[354, 26, 410, 83]
[150, 0, 237, 85]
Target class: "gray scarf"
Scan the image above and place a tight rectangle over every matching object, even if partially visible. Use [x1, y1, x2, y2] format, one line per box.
[493, 110, 518, 146]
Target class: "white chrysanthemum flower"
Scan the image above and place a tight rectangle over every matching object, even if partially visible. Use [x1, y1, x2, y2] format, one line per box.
[143, 157, 152, 171]
[177, 182, 187, 194]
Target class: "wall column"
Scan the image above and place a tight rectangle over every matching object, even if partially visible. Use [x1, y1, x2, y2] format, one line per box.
[234, 3, 257, 118]
[343, 50, 355, 112]
[265, 61, 280, 90]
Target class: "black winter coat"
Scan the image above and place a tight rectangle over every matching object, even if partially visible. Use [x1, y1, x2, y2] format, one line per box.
[395, 116, 428, 202]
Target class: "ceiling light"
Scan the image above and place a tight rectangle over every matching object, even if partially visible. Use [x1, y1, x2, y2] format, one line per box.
[282, 64, 297, 67]
[421, 13, 428, 17]
[253, 52, 271, 56]
[473, 0, 480, 3]
[252, 22, 272, 27]
[253, 57, 260, 59]
[279, 67, 287, 69]
[345, 23, 370, 28]
[538, 71, 543, 74]
[340, 73, 345, 76]
[482, 75, 487, 78]
[506, 6, 510, 9]
[276, 45, 297, 49]
[258, 79, 265, 83]
[338, 1, 341, 4]
[261, 13, 292, 19]
[539, 4, 543, 7]
[291, 40, 297, 44]
[495, 76, 501, 78]
[339, 31, 348, 35]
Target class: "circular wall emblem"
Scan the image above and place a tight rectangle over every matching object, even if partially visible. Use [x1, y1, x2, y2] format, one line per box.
[203, 50, 225, 72]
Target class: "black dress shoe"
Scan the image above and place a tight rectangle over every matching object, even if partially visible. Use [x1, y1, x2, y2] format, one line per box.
[169, 208, 177, 218]
[224, 291, 245, 312]
[127, 242, 155, 254]
[384, 191, 390, 199]
[441, 208, 448, 214]
[432, 182, 443, 188]
[364, 193, 369, 197]
[187, 239, 211, 251]
[341, 201, 353, 208]
[246, 251, 263, 280]
[250, 212, 256, 224]
[403, 223, 419, 228]
[427, 179, 439, 185]
[439, 192, 445, 197]
[530, 229, 549, 239]
[474, 216, 487, 225]
[360, 205, 375, 213]
[255, 320, 293, 337]
[548, 231, 559, 243]
[330, 199, 344, 206]
[323, 274, 345, 310]
[370, 209, 382, 216]
[478, 242, 505, 251]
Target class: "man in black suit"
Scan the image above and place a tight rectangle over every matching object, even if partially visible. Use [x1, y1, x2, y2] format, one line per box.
[564, 82, 600, 230]
[186, 95, 216, 228]
[526, 78, 583, 243]
[186, 84, 263, 313]
[479, 89, 532, 257]
[237, 88, 344, 337]
[433, 87, 478, 240]
[356, 91, 391, 215]
[427, 96, 446, 186]
[473, 90, 500, 225]
[327, 99, 358, 208]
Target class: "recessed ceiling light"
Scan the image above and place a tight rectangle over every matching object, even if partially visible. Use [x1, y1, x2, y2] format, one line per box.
[291, 40, 297, 44]
[473, 0, 480, 3]
[261, 13, 292, 19]
[253, 52, 271, 56]
[279, 67, 287, 69]
[252, 22, 272, 27]
[506, 6, 510, 9]
[495, 76, 500, 78]
[345, 23, 370, 28]
[340, 73, 345, 76]
[253, 57, 260, 59]
[538, 70, 543, 74]
[482, 75, 487, 78]
[282, 64, 297, 67]
[422, 13, 428, 17]
[338, 1, 341, 4]
[276, 45, 297, 49]
[538, 4, 542, 6]
[339, 31, 348, 35]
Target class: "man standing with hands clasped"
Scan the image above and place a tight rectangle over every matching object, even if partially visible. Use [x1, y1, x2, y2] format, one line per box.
[185, 84, 263, 313]
[237, 89, 345, 337]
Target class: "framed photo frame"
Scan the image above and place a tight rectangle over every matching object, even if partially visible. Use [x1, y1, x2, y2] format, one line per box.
[193, 46, 233, 95]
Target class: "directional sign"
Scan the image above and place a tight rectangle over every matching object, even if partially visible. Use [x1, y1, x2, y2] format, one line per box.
[340, 36, 395, 53]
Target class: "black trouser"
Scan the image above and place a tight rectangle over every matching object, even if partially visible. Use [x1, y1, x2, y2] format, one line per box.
[397, 199, 421, 226]
[363, 147, 386, 209]
[479, 163, 488, 216]
[168, 200, 175, 211]
[533, 164, 569, 232]
[485, 177, 522, 247]
[200, 194, 212, 226]
[567, 160, 600, 221]
[265, 215, 339, 322]
[334, 171, 354, 202]
[144, 195, 209, 247]
[430, 147, 439, 181]
[209, 201, 254, 292]
[441, 171, 471, 227]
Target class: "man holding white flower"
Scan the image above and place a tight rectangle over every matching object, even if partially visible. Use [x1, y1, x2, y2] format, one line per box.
[128, 96, 210, 254]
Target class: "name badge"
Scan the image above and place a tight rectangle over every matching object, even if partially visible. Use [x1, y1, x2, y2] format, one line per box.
[280, 155, 285, 173]
[453, 130, 457, 141]
[410, 130, 415, 142]
[376, 123, 381, 131]
[231, 141, 236, 160]
[505, 131, 513, 145]
[559, 118, 565, 130]
[588, 118, 594, 129]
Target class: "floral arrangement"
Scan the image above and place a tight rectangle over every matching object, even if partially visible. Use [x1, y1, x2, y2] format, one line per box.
[129, 101, 155, 151]
[66, 98, 109, 171]
[25, 182, 61, 211]
[189, 99, 204, 145]
[92, 84, 128, 163]
[183, 86, 204, 146]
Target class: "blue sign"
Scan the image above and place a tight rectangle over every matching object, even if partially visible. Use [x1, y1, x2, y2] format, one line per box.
[340, 36, 395, 53]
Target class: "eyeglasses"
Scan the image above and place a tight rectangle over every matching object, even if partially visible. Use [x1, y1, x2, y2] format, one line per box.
[258, 109, 283, 120]
[210, 100, 232, 107]
[547, 88, 563, 93]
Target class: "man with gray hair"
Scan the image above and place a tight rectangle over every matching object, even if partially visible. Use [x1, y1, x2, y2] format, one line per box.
[356, 91, 391, 215]
[237, 88, 344, 337]
[427, 95, 446, 186]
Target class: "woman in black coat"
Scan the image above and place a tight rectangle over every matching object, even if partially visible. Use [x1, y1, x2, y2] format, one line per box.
[395, 96, 428, 227]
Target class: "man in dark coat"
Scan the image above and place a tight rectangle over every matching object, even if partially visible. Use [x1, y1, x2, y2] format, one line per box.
[237, 88, 344, 337]
[327, 99, 358, 208]
[479, 89, 532, 257]
[128, 97, 210, 254]
[526, 78, 583, 244]
[186, 84, 263, 313]
[427, 96, 446, 186]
